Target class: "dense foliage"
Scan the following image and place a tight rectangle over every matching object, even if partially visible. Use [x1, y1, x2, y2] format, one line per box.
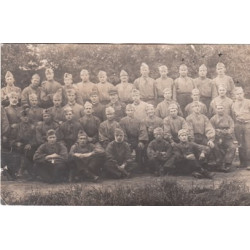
[1, 44, 250, 92]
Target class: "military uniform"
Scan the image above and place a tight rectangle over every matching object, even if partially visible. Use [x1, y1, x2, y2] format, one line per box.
[36, 120, 59, 145]
[106, 100, 126, 122]
[155, 77, 176, 103]
[143, 116, 163, 141]
[63, 102, 85, 121]
[92, 102, 106, 122]
[76, 81, 95, 104]
[184, 101, 207, 117]
[116, 82, 134, 104]
[48, 106, 66, 124]
[61, 85, 83, 106]
[212, 75, 235, 99]
[96, 82, 114, 105]
[209, 96, 233, 117]
[28, 106, 43, 124]
[132, 100, 148, 122]
[21, 85, 42, 106]
[1, 86, 21, 106]
[155, 99, 183, 118]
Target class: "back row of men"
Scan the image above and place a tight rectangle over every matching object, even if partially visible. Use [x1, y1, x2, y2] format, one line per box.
[1, 62, 250, 183]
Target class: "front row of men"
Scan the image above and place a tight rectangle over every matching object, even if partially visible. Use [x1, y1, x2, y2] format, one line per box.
[3, 87, 248, 183]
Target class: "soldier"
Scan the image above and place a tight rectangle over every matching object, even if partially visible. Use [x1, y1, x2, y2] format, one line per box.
[33, 129, 68, 183]
[143, 104, 163, 142]
[131, 88, 148, 122]
[173, 129, 213, 179]
[36, 109, 59, 145]
[89, 88, 106, 122]
[212, 62, 235, 99]
[40, 68, 62, 108]
[186, 102, 215, 152]
[105, 87, 126, 122]
[210, 104, 236, 172]
[174, 64, 196, 112]
[48, 93, 66, 125]
[194, 64, 214, 109]
[76, 69, 95, 104]
[27, 93, 43, 125]
[13, 108, 37, 178]
[105, 128, 137, 179]
[69, 130, 105, 182]
[155, 65, 175, 103]
[99, 107, 121, 148]
[231, 87, 250, 170]
[116, 70, 134, 104]
[119, 104, 149, 171]
[134, 63, 157, 106]
[155, 88, 183, 119]
[209, 84, 233, 117]
[163, 104, 189, 144]
[184, 88, 207, 117]
[21, 74, 42, 107]
[61, 73, 83, 106]
[79, 102, 101, 144]
[56, 106, 82, 151]
[1, 71, 21, 107]
[96, 71, 114, 105]
[63, 88, 85, 120]
[147, 127, 175, 176]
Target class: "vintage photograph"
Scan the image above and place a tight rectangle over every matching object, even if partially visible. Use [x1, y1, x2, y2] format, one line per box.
[1, 44, 250, 205]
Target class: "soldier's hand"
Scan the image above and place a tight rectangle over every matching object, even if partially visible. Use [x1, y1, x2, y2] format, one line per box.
[24, 144, 31, 150]
[138, 142, 144, 149]
[199, 152, 205, 160]
[186, 154, 195, 160]
[207, 140, 214, 148]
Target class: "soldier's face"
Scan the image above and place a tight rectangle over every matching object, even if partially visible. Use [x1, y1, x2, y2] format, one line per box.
[9, 95, 18, 105]
[170, 109, 178, 118]
[84, 106, 93, 115]
[115, 133, 124, 143]
[217, 66, 225, 75]
[179, 67, 188, 77]
[79, 136, 88, 146]
[53, 97, 62, 107]
[159, 68, 168, 77]
[47, 135, 56, 144]
[67, 93, 76, 102]
[31, 76, 40, 87]
[81, 73, 89, 82]
[217, 106, 224, 115]
[235, 91, 244, 100]
[6, 76, 14, 86]
[106, 112, 115, 121]
[146, 106, 155, 117]
[218, 87, 226, 97]
[64, 78, 73, 87]
[120, 75, 128, 82]
[141, 68, 149, 77]
[46, 72, 54, 81]
[21, 115, 29, 123]
[163, 91, 172, 100]
[192, 93, 200, 101]
[110, 94, 118, 103]
[29, 98, 38, 107]
[99, 75, 107, 83]
[126, 108, 135, 117]
[199, 69, 207, 77]
[90, 95, 99, 104]
[65, 112, 73, 121]
[154, 132, 163, 140]
[179, 133, 188, 142]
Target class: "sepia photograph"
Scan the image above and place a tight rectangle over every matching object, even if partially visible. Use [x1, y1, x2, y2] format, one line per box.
[1, 43, 250, 206]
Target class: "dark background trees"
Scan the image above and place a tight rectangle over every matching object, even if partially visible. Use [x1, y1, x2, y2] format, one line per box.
[1, 44, 250, 92]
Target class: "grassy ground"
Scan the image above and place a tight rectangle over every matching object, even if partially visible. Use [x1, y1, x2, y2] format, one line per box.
[1, 169, 250, 205]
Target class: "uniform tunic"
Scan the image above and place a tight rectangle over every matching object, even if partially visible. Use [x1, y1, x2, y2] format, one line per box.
[63, 102, 85, 121]
[28, 106, 43, 124]
[21, 85, 42, 106]
[134, 76, 157, 104]
[92, 102, 106, 122]
[155, 99, 183, 118]
[147, 139, 173, 161]
[194, 77, 214, 109]
[79, 115, 101, 143]
[132, 101, 148, 122]
[163, 116, 188, 142]
[96, 82, 114, 104]
[105, 101, 126, 122]
[212, 75, 235, 99]
[184, 101, 208, 117]
[155, 77, 176, 101]
[15, 122, 36, 146]
[1, 86, 21, 105]
[174, 76, 196, 112]
[48, 106, 66, 124]
[36, 121, 59, 145]
[142, 116, 163, 141]
[209, 96, 233, 117]
[116, 82, 134, 104]
[75, 81, 95, 104]
[61, 85, 83, 106]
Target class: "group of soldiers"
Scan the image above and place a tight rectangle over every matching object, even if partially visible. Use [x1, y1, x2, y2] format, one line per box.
[1, 61, 250, 183]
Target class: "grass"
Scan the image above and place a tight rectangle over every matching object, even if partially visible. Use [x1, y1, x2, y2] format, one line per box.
[1, 179, 250, 206]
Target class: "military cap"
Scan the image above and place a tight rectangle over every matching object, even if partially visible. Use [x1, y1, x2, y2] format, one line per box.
[98, 71, 107, 77]
[216, 62, 225, 68]
[53, 92, 62, 100]
[89, 88, 99, 96]
[5, 71, 14, 79]
[168, 103, 178, 110]
[199, 64, 207, 70]
[114, 128, 124, 135]
[159, 65, 168, 71]
[178, 129, 188, 137]
[46, 129, 56, 137]
[45, 68, 54, 74]
[7, 91, 18, 98]
[179, 64, 187, 69]
[108, 87, 118, 95]
[105, 106, 115, 114]
[216, 103, 225, 108]
[78, 130, 87, 138]
[163, 88, 172, 94]
[234, 87, 244, 94]
[218, 83, 227, 90]
[29, 93, 38, 100]
[32, 74, 40, 79]
[192, 88, 200, 95]
[120, 70, 128, 77]
[126, 104, 135, 110]
[140, 63, 149, 69]
[63, 106, 73, 114]
[66, 88, 76, 95]
[80, 69, 89, 75]
[84, 101, 93, 108]
[20, 104, 30, 117]
[145, 104, 154, 112]
[64, 73, 73, 79]
[191, 101, 201, 108]
[153, 127, 163, 134]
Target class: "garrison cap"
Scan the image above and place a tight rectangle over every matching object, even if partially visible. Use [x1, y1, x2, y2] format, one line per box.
[126, 104, 135, 110]
[29, 93, 38, 100]
[78, 130, 87, 138]
[159, 65, 168, 71]
[105, 106, 115, 114]
[216, 62, 225, 68]
[84, 101, 93, 108]
[5, 71, 14, 79]
[145, 104, 154, 112]
[46, 129, 56, 137]
[192, 88, 200, 94]
[108, 87, 118, 95]
[43, 109, 51, 116]
[140, 63, 149, 69]
[32, 73, 40, 79]
[63, 106, 73, 114]
[178, 129, 188, 137]
[7, 92, 18, 98]
[168, 103, 178, 110]
[120, 70, 128, 76]
[153, 127, 163, 134]
[64, 73, 73, 79]
[163, 88, 172, 94]
[199, 64, 207, 70]
[45, 68, 54, 74]
[114, 128, 124, 135]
